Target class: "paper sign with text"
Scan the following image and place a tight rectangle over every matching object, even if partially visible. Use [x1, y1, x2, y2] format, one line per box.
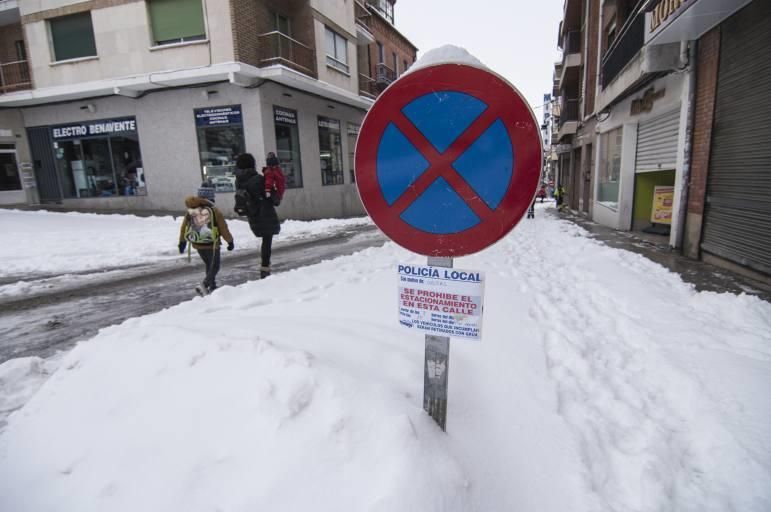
[398, 264, 485, 340]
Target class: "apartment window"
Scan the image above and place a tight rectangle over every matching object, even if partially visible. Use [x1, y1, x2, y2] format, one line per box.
[272, 12, 291, 36]
[347, 123, 360, 184]
[403, 59, 408, 73]
[392, 52, 397, 75]
[318, 117, 343, 186]
[15, 41, 26, 61]
[606, 19, 617, 49]
[325, 27, 348, 73]
[148, 0, 206, 46]
[274, 106, 303, 188]
[377, 41, 384, 63]
[376, 0, 394, 24]
[49, 12, 97, 62]
[194, 105, 245, 192]
[598, 127, 622, 209]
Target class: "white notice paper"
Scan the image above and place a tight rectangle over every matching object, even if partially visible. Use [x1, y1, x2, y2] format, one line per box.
[398, 264, 485, 340]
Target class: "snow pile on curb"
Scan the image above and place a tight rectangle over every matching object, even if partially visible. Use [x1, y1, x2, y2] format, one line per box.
[0, 356, 59, 432]
[1, 205, 769, 511]
[0, 209, 370, 277]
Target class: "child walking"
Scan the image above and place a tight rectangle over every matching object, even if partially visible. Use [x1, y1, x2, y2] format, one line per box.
[262, 152, 286, 206]
[178, 183, 234, 295]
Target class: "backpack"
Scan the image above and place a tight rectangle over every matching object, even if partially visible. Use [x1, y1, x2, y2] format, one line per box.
[234, 187, 261, 217]
[184, 206, 219, 245]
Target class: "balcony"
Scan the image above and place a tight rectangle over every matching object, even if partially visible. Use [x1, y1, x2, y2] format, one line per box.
[258, 31, 317, 78]
[0, 60, 31, 94]
[558, 98, 579, 139]
[354, 0, 375, 44]
[601, 9, 645, 88]
[563, 30, 582, 56]
[375, 63, 395, 88]
[358, 74, 378, 98]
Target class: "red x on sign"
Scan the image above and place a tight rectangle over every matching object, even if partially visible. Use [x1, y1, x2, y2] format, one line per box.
[355, 63, 542, 257]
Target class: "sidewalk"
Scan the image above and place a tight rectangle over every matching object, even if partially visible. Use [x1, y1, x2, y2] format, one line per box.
[554, 207, 771, 303]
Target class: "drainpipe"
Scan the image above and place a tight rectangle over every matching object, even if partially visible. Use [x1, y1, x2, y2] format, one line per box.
[673, 40, 696, 250]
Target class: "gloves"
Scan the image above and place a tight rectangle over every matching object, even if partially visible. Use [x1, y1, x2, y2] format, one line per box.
[178, 241, 187, 254]
[227, 241, 235, 251]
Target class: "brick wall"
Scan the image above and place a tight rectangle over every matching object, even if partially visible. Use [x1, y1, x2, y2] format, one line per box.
[365, 12, 416, 78]
[687, 27, 720, 216]
[0, 23, 24, 64]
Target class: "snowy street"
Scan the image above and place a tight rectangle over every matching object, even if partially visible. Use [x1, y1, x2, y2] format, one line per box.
[1, 203, 769, 511]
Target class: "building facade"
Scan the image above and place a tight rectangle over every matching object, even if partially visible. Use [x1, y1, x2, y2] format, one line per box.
[553, 0, 767, 280]
[0, 0, 416, 220]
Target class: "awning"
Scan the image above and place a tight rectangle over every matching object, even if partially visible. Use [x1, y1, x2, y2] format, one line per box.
[646, 0, 752, 45]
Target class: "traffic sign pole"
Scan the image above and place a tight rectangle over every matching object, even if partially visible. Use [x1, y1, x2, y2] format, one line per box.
[424, 256, 453, 431]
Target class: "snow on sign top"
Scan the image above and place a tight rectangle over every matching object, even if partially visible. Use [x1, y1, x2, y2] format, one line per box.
[402, 44, 487, 75]
[355, 58, 542, 257]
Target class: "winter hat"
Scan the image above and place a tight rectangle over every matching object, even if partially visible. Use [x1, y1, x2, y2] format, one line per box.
[266, 152, 279, 167]
[236, 153, 256, 170]
[197, 182, 216, 202]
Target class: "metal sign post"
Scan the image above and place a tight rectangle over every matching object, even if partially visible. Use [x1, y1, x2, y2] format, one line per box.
[424, 255, 452, 430]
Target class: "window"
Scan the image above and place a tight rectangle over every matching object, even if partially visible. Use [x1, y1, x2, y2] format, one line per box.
[0, 146, 22, 191]
[194, 105, 245, 192]
[325, 27, 348, 73]
[318, 117, 343, 186]
[403, 59, 408, 73]
[598, 127, 622, 209]
[392, 52, 397, 75]
[148, 0, 206, 46]
[15, 40, 26, 61]
[376, 0, 394, 23]
[49, 12, 97, 62]
[377, 41, 384, 63]
[51, 117, 145, 198]
[347, 123, 360, 184]
[272, 12, 291, 36]
[274, 106, 303, 188]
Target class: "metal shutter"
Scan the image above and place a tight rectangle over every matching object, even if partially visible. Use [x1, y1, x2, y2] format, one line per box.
[701, 0, 771, 275]
[635, 108, 679, 173]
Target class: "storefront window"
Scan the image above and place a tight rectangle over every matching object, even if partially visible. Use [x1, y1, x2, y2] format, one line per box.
[51, 117, 146, 198]
[0, 145, 22, 191]
[274, 106, 303, 188]
[318, 117, 343, 186]
[598, 127, 623, 209]
[194, 105, 244, 193]
[347, 122, 359, 184]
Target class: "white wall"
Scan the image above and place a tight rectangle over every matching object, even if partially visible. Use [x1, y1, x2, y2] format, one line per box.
[310, 1, 358, 95]
[22, 0, 235, 89]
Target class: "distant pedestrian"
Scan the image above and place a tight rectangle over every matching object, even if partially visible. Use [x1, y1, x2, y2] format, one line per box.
[234, 153, 280, 279]
[555, 185, 566, 210]
[178, 183, 234, 295]
[527, 200, 535, 219]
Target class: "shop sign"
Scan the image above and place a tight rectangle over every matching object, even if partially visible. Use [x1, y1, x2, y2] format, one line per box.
[318, 117, 340, 130]
[631, 87, 666, 115]
[398, 264, 485, 341]
[555, 143, 572, 154]
[649, 0, 694, 34]
[51, 117, 137, 140]
[274, 107, 297, 125]
[651, 185, 674, 224]
[194, 105, 242, 127]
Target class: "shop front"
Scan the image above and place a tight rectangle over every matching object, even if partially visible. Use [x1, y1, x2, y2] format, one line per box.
[194, 105, 245, 193]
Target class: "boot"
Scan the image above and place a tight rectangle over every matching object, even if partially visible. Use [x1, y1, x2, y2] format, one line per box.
[260, 266, 271, 279]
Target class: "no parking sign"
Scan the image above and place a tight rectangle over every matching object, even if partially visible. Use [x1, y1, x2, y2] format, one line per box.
[355, 62, 542, 430]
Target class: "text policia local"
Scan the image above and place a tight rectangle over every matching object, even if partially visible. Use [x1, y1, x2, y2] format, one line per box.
[398, 264, 482, 282]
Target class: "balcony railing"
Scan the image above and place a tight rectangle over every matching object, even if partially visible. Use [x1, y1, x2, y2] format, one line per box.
[563, 30, 582, 55]
[359, 74, 378, 98]
[375, 63, 395, 85]
[600, 8, 645, 88]
[0, 60, 32, 94]
[558, 99, 579, 128]
[258, 31, 316, 78]
[355, 0, 371, 28]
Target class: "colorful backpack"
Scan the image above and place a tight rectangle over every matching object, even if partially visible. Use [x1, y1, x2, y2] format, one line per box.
[184, 206, 219, 245]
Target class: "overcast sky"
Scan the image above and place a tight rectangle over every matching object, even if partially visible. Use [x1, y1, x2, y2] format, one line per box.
[396, 0, 565, 112]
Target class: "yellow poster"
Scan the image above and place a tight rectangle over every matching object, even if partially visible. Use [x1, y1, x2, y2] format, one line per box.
[651, 186, 674, 225]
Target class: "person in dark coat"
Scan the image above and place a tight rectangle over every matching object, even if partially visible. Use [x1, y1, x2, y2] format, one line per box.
[235, 153, 280, 279]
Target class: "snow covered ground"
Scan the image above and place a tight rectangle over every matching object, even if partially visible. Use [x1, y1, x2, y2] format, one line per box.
[0, 209, 371, 278]
[0, 203, 769, 511]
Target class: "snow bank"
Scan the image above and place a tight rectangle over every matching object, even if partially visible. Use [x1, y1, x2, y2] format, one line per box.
[404, 44, 486, 75]
[0, 209, 370, 277]
[1, 204, 769, 511]
[0, 356, 59, 432]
